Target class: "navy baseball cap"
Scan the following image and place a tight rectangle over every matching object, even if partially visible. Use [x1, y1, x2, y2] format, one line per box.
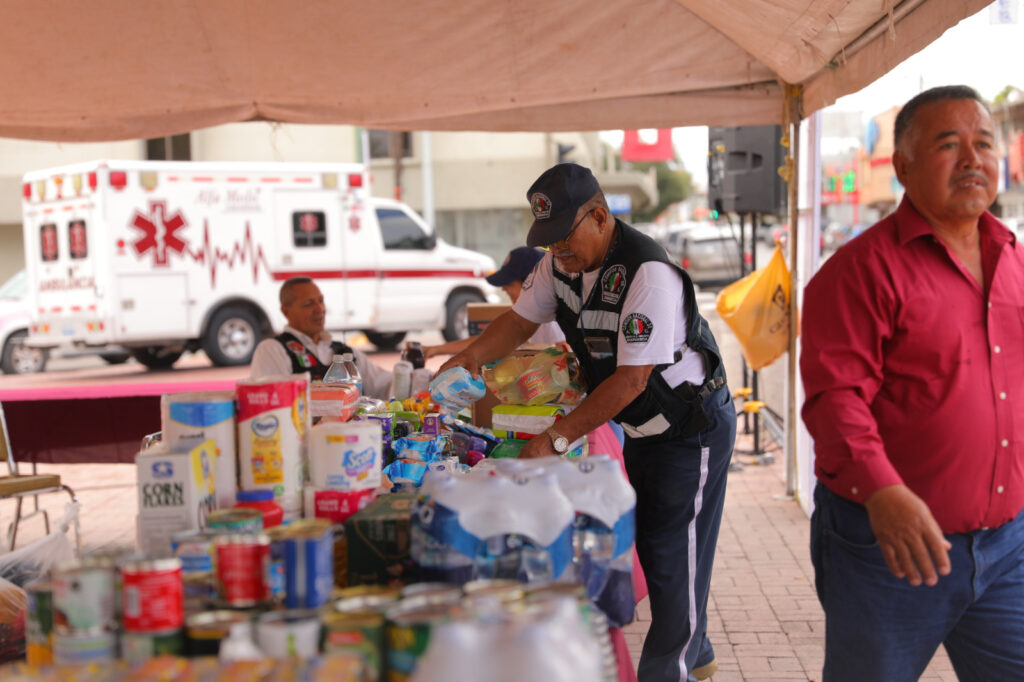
[486, 246, 544, 286]
[525, 163, 601, 248]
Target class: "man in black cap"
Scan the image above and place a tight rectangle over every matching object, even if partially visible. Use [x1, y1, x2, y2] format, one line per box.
[439, 162, 736, 682]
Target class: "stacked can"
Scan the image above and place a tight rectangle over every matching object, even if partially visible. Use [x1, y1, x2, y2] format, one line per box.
[214, 533, 272, 607]
[325, 585, 402, 682]
[51, 557, 118, 664]
[120, 557, 185, 662]
[24, 580, 54, 665]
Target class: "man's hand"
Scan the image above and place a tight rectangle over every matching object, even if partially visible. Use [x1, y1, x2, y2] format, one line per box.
[436, 350, 480, 379]
[518, 433, 555, 459]
[863, 484, 952, 586]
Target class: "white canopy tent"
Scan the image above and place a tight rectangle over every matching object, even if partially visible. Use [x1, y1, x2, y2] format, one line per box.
[0, 0, 989, 141]
[0, 0, 991, 508]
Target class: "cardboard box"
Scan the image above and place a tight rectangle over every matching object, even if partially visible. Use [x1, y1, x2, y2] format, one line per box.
[466, 302, 512, 337]
[136, 440, 216, 556]
[345, 492, 415, 587]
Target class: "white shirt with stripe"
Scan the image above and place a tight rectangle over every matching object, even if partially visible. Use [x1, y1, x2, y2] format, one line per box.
[513, 252, 705, 388]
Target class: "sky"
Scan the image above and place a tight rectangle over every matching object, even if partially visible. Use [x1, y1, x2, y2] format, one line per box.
[605, 1, 1023, 189]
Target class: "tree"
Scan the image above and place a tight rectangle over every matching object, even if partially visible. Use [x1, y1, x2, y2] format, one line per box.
[630, 162, 694, 222]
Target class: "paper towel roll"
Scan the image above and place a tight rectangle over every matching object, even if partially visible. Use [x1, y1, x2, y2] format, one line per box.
[390, 360, 414, 400]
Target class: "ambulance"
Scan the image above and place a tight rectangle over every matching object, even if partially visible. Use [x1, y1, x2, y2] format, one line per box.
[21, 161, 498, 369]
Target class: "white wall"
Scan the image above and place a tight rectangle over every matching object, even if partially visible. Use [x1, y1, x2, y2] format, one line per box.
[190, 122, 360, 163]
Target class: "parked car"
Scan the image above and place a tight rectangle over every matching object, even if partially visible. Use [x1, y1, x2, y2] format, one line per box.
[0, 269, 130, 374]
[662, 224, 743, 288]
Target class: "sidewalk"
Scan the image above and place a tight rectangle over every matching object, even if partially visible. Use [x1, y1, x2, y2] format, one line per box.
[5, 434, 956, 681]
[620, 432, 956, 682]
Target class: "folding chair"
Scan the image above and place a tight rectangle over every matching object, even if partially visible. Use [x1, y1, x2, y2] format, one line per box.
[0, 401, 78, 551]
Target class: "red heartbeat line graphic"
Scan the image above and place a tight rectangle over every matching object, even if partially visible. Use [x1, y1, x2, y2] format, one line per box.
[184, 219, 272, 287]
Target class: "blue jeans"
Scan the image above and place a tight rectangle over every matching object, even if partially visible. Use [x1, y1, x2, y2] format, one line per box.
[811, 483, 1024, 682]
[623, 385, 736, 682]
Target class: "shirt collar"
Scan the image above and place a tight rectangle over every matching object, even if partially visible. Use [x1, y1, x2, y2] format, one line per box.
[895, 196, 1016, 248]
[283, 325, 333, 349]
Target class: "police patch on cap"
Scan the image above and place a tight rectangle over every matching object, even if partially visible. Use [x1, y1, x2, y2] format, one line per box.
[531, 193, 552, 219]
[622, 313, 652, 343]
[601, 265, 627, 304]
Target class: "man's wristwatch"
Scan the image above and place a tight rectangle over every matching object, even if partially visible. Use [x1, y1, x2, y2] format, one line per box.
[546, 427, 569, 454]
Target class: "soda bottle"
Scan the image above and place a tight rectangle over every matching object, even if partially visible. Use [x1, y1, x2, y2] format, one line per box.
[402, 341, 426, 369]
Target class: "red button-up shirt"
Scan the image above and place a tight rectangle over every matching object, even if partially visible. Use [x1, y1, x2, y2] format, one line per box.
[801, 198, 1024, 534]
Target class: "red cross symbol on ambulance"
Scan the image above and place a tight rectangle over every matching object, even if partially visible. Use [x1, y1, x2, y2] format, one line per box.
[130, 201, 188, 266]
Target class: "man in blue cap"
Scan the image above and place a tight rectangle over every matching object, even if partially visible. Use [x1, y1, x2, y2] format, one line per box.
[439, 162, 736, 682]
[423, 245, 562, 358]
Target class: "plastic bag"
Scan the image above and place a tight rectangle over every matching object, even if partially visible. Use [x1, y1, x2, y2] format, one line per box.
[0, 503, 79, 663]
[715, 245, 794, 371]
[0, 503, 79, 588]
[482, 348, 585, 406]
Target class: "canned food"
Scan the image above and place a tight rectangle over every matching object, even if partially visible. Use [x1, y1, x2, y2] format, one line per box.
[185, 610, 253, 657]
[322, 610, 385, 680]
[121, 628, 185, 663]
[255, 609, 322, 658]
[183, 571, 218, 610]
[172, 528, 223, 574]
[385, 603, 452, 682]
[398, 582, 463, 609]
[334, 584, 402, 614]
[53, 630, 117, 665]
[122, 557, 184, 632]
[270, 519, 334, 609]
[206, 507, 263, 533]
[214, 533, 272, 607]
[461, 578, 525, 606]
[25, 580, 54, 665]
[52, 558, 117, 634]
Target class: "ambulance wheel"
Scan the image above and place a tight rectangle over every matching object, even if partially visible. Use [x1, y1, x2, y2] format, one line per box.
[365, 331, 406, 351]
[129, 346, 183, 370]
[1, 330, 48, 374]
[203, 306, 260, 366]
[442, 291, 484, 342]
[100, 350, 131, 365]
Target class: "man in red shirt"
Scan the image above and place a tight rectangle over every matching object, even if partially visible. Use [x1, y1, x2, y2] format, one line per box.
[802, 85, 1024, 681]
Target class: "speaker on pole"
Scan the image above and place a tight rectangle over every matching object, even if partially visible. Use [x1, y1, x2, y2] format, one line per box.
[707, 125, 786, 216]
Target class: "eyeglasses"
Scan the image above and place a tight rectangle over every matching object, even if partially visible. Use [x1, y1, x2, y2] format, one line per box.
[543, 208, 595, 251]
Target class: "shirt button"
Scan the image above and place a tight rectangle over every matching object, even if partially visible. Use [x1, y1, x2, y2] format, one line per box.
[988, 302, 993, 309]
[994, 345, 1002, 353]
[1000, 392, 1007, 400]
[851, 486, 858, 495]
[1002, 439, 1009, 447]
[997, 485, 1005, 494]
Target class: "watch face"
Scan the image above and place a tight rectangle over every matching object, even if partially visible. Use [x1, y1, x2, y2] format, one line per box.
[554, 436, 569, 453]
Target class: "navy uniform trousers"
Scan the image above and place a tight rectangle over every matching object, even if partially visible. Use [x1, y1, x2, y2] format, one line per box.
[622, 385, 736, 682]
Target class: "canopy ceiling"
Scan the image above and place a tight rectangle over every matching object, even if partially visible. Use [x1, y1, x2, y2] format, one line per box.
[0, 0, 989, 142]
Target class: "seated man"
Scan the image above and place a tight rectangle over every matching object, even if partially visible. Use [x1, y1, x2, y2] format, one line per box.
[249, 276, 392, 399]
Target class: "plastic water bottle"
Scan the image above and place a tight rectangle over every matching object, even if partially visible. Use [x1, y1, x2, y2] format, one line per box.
[323, 352, 362, 394]
[323, 354, 351, 384]
[341, 352, 362, 393]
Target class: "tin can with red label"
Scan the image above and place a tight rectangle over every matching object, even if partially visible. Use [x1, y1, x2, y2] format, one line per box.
[121, 557, 184, 633]
[215, 533, 271, 607]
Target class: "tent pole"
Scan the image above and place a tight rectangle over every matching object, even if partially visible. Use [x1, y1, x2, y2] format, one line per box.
[785, 85, 802, 498]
